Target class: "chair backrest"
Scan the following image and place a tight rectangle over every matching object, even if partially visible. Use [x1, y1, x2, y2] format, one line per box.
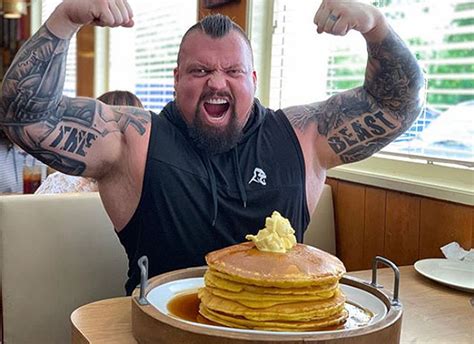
[0, 185, 335, 343]
[303, 184, 336, 255]
[0, 193, 128, 344]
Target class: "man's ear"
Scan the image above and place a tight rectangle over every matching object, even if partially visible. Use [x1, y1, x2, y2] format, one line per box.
[252, 70, 257, 92]
[174, 67, 179, 85]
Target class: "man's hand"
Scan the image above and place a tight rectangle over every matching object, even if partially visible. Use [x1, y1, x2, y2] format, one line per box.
[46, 0, 134, 39]
[313, 0, 384, 37]
[61, 0, 134, 27]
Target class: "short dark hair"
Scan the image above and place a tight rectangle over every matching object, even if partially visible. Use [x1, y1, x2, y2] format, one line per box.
[177, 14, 253, 65]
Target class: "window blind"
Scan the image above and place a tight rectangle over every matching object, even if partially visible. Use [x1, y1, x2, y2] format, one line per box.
[109, 0, 197, 111]
[41, 0, 77, 97]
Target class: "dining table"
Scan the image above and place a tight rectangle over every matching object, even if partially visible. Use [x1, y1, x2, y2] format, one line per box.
[70, 265, 473, 344]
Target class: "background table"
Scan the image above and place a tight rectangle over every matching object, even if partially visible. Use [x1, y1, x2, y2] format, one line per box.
[71, 266, 474, 343]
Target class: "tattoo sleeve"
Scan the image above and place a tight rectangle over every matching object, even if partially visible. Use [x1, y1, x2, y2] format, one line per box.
[285, 27, 425, 165]
[0, 25, 150, 176]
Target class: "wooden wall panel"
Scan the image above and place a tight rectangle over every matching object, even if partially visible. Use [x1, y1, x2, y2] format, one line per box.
[327, 177, 473, 270]
[325, 177, 339, 209]
[384, 190, 420, 266]
[198, 0, 248, 31]
[334, 181, 366, 271]
[363, 187, 386, 267]
[419, 198, 473, 259]
[76, 25, 95, 97]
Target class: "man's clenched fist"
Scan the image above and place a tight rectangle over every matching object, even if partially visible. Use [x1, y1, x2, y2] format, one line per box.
[314, 0, 383, 36]
[61, 0, 134, 28]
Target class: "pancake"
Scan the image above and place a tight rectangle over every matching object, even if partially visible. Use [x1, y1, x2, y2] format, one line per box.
[204, 285, 336, 308]
[198, 241, 348, 331]
[206, 242, 345, 288]
[199, 287, 346, 321]
[205, 269, 338, 295]
[197, 213, 348, 332]
[199, 304, 349, 331]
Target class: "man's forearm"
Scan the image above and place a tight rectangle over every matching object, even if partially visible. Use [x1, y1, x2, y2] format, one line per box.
[0, 22, 91, 175]
[1, 24, 70, 126]
[363, 24, 426, 131]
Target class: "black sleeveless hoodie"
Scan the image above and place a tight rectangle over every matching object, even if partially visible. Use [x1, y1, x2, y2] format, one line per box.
[118, 99, 310, 295]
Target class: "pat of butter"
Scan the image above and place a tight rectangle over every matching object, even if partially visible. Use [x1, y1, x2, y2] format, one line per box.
[245, 211, 297, 253]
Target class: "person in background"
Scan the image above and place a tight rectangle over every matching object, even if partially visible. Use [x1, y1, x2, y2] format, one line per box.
[97, 90, 144, 109]
[0, 129, 23, 193]
[35, 90, 144, 194]
[0, 0, 425, 295]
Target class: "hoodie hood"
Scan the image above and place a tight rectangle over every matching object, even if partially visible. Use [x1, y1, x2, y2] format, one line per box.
[161, 99, 266, 225]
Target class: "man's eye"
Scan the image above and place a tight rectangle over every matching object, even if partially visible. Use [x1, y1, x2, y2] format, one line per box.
[192, 69, 208, 76]
[228, 69, 243, 76]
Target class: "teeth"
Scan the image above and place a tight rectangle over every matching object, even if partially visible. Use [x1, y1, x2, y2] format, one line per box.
[206, 98, 228, 104]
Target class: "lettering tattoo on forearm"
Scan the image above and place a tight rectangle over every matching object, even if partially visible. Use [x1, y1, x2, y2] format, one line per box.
[0, 25, 150, 175]
[286, 28, 425, 164]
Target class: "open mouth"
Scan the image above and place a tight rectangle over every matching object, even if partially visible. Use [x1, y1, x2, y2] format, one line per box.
[203, 98, 230, 119]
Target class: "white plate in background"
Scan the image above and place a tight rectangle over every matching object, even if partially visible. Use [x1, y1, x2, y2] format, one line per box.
[414, 258, 474, 293]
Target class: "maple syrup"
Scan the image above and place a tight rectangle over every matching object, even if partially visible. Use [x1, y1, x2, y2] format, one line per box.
[167, 291, 217, 325]
[167, 291, 373, 330]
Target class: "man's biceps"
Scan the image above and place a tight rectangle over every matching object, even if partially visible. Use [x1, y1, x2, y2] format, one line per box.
[40, 123, 99, 159]
[324, 110, 400, 157]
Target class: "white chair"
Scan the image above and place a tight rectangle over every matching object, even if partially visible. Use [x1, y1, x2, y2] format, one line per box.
[303, 184, 337, 255]
[0, 193, 128, 344]
[0, 185, 335, 344]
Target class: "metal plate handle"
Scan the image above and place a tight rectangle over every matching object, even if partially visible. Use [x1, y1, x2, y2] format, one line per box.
[370, 256, 401, 306]
[137, 256, 149, 305]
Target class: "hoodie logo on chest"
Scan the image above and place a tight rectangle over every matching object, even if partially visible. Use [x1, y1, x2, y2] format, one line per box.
[248, 167, 267, 186]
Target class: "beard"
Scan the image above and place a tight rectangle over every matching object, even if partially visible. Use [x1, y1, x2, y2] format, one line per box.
[184, 93, 249, 155]
[187, 105, 242, 155]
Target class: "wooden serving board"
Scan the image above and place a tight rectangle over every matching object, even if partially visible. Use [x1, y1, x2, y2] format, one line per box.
[131, 266, 402, 344]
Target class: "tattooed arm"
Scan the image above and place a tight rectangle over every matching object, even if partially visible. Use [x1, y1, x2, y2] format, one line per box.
[0, 0, 143, 178]
[284, 0, 425, 169]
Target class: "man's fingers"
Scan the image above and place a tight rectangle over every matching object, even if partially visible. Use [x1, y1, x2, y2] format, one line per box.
[315, 7, 331, 34]
[121, 0, 134, 26]
[108, 1, 125, 26]
[322, 12, 340, 33]
[332, 17, 349, 36]
[94, 7, 115, 27]
[115, 0, 134, 26]
[313, 1, 325, 25]
[94, 0, 134, 28]
[122, 0, 134, 19]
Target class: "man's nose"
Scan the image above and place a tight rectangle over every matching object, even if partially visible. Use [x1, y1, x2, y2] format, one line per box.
[207, 72, 227, 90]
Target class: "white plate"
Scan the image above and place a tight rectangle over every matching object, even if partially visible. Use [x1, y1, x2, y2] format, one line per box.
[414, 258, 474, 293]
[146, 277, 387, 335]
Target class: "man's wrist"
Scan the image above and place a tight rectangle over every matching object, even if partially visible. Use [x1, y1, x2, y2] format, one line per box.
[362, 10, 390, 43]
[45, 4, 82, 40]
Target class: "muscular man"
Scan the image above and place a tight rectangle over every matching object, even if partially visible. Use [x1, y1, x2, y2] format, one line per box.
[0, 0, 425, 294]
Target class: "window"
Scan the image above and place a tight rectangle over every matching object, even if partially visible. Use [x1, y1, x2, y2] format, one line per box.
[108, 0, 197, 111]
[41, 0, 77, 97]
[250, 0, 473, 166]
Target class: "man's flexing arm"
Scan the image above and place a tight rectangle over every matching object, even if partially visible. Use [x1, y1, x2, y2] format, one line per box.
[0, 0, 147, 179]
[284, 0, 425, 169]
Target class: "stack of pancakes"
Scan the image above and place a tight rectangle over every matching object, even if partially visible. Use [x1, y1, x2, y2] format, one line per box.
[198, 242, 348, 331]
